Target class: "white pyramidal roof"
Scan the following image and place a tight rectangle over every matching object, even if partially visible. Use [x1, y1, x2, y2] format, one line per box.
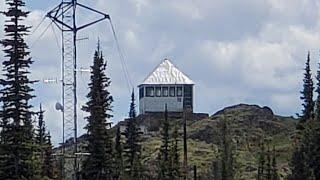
[141, 59, 194, 85]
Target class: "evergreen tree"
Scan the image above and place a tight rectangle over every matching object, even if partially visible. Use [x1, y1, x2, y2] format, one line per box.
[42, 133, 55, 179]
[290, 144, 313, 180]
[218, 116, 235, 180]
[0, 0, 38, 179]
[81, 43, 114, 180]
[169, 121, 181, 180]
[35, 104, 54, 179]
[114, 127, 124, 179]
[123, 90, 143, 179]
[257, 139, 265, 180]
[297, 52, 314, 129]
[271, 146, 279, 180]
[290, 52, 316, 180]
[314, 57, 320, 121]
[266, 142, 272, 180]
[309, 125, 320, 179]
[36, 104, 46, 164]
[308, 57, 320, 179]
[157, 105, 171, 180]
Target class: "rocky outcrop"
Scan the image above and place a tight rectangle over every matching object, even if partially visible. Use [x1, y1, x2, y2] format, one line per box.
[213, 104, 274, 121]
[188, 104, 296, 144]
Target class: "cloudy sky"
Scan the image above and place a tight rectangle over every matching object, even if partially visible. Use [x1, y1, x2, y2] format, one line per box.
[1, 0, 320, 145]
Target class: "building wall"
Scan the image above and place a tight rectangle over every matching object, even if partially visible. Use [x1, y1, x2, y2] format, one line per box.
[139, 84, 193, 114]
[139, 96, 184, 114]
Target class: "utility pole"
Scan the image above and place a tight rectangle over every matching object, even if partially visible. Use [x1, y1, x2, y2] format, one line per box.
[46, 1, 109, 179]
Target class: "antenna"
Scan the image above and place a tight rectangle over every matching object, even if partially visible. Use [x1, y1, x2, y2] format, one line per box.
[46, 1, 109, 179]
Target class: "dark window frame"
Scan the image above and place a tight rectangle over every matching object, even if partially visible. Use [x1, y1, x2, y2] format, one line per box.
[155, 86, 162, 97]
[177, 86, 183, 97]
[162, 87, 169, 97]
[146, 87, 155, 97]
[169, 87, 176, 97]
[139, 87, 144, 99]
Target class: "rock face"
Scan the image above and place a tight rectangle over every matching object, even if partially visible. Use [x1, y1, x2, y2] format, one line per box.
[189, 104, 296, 144]
[213, 104, 274, 120]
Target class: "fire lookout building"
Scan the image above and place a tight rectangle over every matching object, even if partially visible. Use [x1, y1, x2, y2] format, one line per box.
[138, 59, 194, 114]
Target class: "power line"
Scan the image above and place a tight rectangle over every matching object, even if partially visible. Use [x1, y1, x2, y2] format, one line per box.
[30, 21, 53, 48]
[50, 23, 61, 50]
[30, 16, 46, 36]
[108, 19, 133, 93]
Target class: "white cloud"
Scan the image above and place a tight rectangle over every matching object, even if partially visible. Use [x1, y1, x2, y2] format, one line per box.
[2, 0, 320, 144]
[201, 41, 239, 71]
[169, 1, 203, 20]
[131, 0, 148, 15]
[271, 93, 300, 115]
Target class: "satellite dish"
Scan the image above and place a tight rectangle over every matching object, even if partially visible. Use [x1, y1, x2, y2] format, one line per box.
[55, 102, 64, 112]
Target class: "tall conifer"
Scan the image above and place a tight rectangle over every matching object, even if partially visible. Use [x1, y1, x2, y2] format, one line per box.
[298, 52, 314, 129]
[81, 43, 114, 180]
[123, 90, 143, 179]
[218, 116, 235, 180]
[290, 144, 313, 180]
[257, 140, 265, 180]
[308, 56, 320, 179]
[291, 52, 315, 180]
[114, 127, 124, 179]
[266, 141, 272, 180]
[169, 122, 181, 180]
[36, 104, 46, 163]
[0, 0, 38, 179]
[271, 146, 279, 180]
[35, 104, 54, 179]
[315, 57, 320, 122]
[158, 105, 171, 180]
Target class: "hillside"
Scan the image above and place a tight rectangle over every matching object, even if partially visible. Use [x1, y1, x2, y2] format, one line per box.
[57, 104, 297, 179]
[139, 104, 297, 179]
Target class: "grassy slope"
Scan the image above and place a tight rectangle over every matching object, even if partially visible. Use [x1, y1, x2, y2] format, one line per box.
[141, 104, 297, 179]
[57, 104, 297, 179]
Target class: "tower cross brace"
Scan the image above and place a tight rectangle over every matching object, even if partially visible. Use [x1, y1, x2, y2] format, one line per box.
[46, 0, 109, 179]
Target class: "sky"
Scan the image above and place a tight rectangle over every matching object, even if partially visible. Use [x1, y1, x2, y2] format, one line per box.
[1, 0, 320, 145]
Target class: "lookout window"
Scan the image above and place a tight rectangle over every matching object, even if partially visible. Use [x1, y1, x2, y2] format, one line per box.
[177, 86, 183, 97]
[146, 87, 154, 97]
[162, 87, 168, 97]
[155, 87, 161, 97]
[169, 87, 175, 97]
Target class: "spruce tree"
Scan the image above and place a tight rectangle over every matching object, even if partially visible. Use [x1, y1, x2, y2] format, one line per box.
[290, 144, 313, 180]
[308, 57, 320, 179]
[315, 58, 320, 122]
[218, 116, 235, 180]
[81, 43, 114, 180]
[35, 104, 54, 179]
[266, 141, 272, 180]
[0, 0, 38, 179]
[123, 90, 143, 179]
[298, 52, 314, 129]
[169, 121, 181, 180]
[257, 140, 265, 180]
[290, 52, 315, 180]
[36, 104, 46, 164]
[42, 132, 55, 179]
[157, 104, 171, 180]
[271, 146, 279, 180]
[114, 126, 124, 179]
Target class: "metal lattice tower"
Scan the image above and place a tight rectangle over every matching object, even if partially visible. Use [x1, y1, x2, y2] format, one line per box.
[47, 1, 109, 179]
